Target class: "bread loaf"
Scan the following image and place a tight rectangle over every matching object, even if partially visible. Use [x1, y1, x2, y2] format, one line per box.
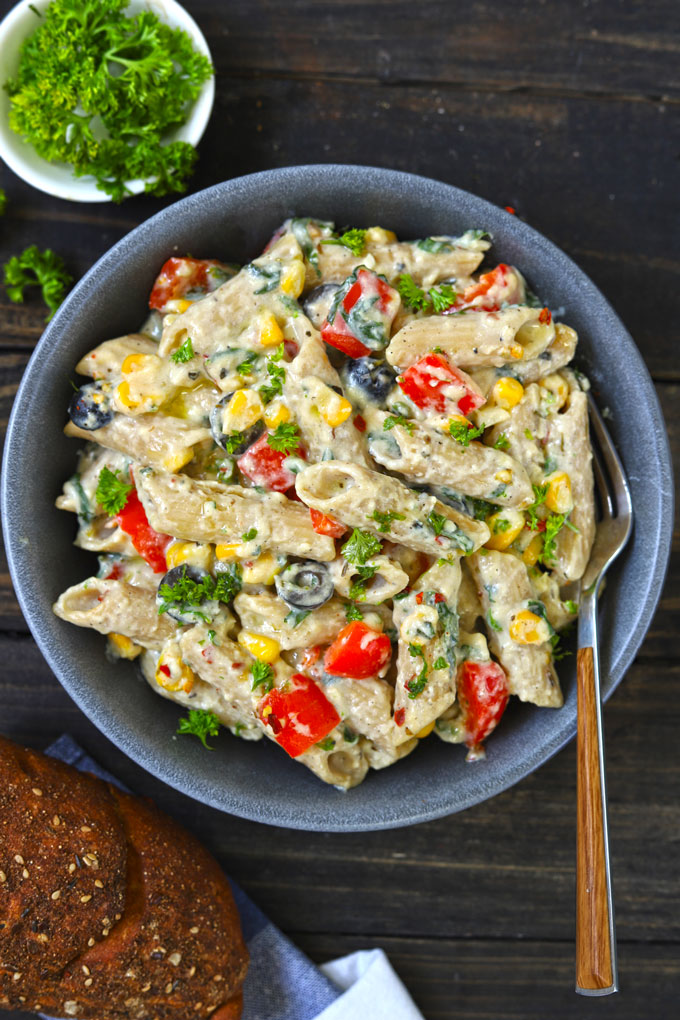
[0, 737, 248, 1018]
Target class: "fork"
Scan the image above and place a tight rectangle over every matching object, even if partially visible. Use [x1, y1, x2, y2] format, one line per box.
[575, 393, 633, 996]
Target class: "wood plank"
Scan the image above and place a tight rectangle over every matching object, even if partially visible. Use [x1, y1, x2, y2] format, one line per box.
[189, 0, 680, 99]
[0, 635, 677, 946]
[0, 934, 676, 1020]
[1, 81, 678, 378]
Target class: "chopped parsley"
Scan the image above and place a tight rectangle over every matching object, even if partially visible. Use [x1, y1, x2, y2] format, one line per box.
[407, 643, 428, 698]
[426, 511, 447, 536]
[492, 518, 511, 534]
[565, 599, 579, 615]
[221, 431, 247, 455]
[158, 564, 241, 615]
[341, 528, 382, 566]
[267, 421, 300, 453]
[250, 263, 281, 293]
[343, 726, 359, 743]
[316, 737, 336, 751]
[449, 419, 485, 446]
[524, 427, 535, 440]
[176, 709, 220, 750]
[384, 414, 414, 435]
[348, 566, 378, 601]
[397, 272, 458, 313]
[429, 284, 459, 313]
[487, 610, 502, 632]
[543, 455, 558, 474]
[433, 656, 448, 670]
[526, 483, 549, 530]
[236, 351, 259, 375]
[416, 237, 453, 253]
[241, 527, 258, 542]
[250, 661, 275, 693]
[259, 342, 286, 404]
[345, 603, 364, 622]
[322, 227, 367, 256]
[539, 513, 579, 564]
[493, 434, 510, 451]
[207, 629, 218, 645]
[369, 509, 406, 533]
[284, 608, 311, 628]
[170, 336, 194, 363]
[96, 466, 132, 516]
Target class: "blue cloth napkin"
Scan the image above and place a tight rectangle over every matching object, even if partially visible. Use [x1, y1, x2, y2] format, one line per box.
[41, 735, 423, 1020]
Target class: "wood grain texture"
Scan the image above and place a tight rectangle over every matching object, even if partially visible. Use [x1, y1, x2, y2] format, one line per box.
[0, 1, 678, 1016]
[576, 646, 615, 992]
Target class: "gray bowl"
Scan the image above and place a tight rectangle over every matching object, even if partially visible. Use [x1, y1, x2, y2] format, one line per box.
[2, 166, 673, 831]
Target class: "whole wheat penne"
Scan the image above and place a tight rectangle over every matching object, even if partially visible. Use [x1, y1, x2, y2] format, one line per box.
[135, 469, 336, 561]
[365, 408, 533, 508]
[53, 578, 177, 650]
[65, 414, 210, 474]
[386, 306, 548, 370]
[296, 461, 489, 556]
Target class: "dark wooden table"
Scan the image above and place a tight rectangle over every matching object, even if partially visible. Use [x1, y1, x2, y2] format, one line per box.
[1, 2, 678, 1017]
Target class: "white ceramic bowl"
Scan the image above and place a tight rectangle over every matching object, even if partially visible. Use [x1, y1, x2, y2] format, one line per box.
[0, 0, 214, 202]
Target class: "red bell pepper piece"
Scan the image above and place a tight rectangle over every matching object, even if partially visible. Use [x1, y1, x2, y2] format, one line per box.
[114, 490, 171, 574]
[258, 673, 340, 758]
[309, 508, 347, 538]
[237, 432, 304, 493]
[398, 352, 485, 416]
[149, 257, 230, 314]
[457, 659, 509, 748]
[324, 621, 392, 679]
[321, 268, 401, 358]
[444, 263, 525, 314]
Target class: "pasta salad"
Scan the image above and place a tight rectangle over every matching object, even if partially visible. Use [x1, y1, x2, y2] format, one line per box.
[54, 219, 595, 789]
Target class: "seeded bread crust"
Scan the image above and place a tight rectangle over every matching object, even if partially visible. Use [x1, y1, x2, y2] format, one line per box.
[0, 737, 127, 984]
[0, 740, 248, 1018]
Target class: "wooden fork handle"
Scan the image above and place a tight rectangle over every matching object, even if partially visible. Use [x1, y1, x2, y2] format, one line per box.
[576, 646, 617, 994]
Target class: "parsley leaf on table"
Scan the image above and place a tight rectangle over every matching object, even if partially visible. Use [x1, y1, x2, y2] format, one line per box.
[3, 246, 72, 320]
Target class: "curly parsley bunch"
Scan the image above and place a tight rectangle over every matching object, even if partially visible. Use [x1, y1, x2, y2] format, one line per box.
[5, 0, 213, 202]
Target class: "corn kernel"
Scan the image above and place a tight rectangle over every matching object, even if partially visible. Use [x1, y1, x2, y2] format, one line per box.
[280, 260, 306, 298]
[219, 388, 264, 432]
[121, 353, 152, 375]
[115, 380, 139, 409]
[259, 311, 284, 347]
[509, 343, 524, 360]
[162, 448, 194, 473]
[155, 653, 195, 693]
[365, 226, 397, 244]
[175, 299, 192, 314]
[416, 721, 436, 739]
[522, 534, 544, 567]
[107, 633, 142, 660]
[165, 541, 212, 570]
[509, 609, 550, 645]
[539, 373, 570, 410]
[215, 542, 241, 561]
[263, 401, 291, 428]
[492, 376, 524, 410]
[544, 471, 574, 514]
[241, 551, 284, 585]
[237, 631, 280, 663]
[495, 469, 513, 484]
[484, 510, 525, 551]
[316, 386, 353, 428]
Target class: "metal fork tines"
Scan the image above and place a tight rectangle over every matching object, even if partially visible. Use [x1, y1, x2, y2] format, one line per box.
[575, 393, 633, 996]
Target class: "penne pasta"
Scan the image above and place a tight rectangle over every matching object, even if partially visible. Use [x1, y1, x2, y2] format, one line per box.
[53, 578, 178, 650]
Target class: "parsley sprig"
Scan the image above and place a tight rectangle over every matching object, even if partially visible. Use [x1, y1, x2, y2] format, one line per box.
[369, 509, 406, 533]
[259, 342, 287, 404]
[322, 228, 367, 256]
[3, 246, 72, 321]
[176, 709, 221, 750]
[250, 661, 275, 693]
[341, 528, 382, 566]
[449, 420, 485, 446]
[157, 564, 242, 615]
[267, 422, 300, 453]
[170, 337, 194, 363]
[397, 273, 459, 314]
[407, 643, 428, 698]
[526, 483, 549, 530]
[96, 466, 132, 516]
[384, 414, 414, 435]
